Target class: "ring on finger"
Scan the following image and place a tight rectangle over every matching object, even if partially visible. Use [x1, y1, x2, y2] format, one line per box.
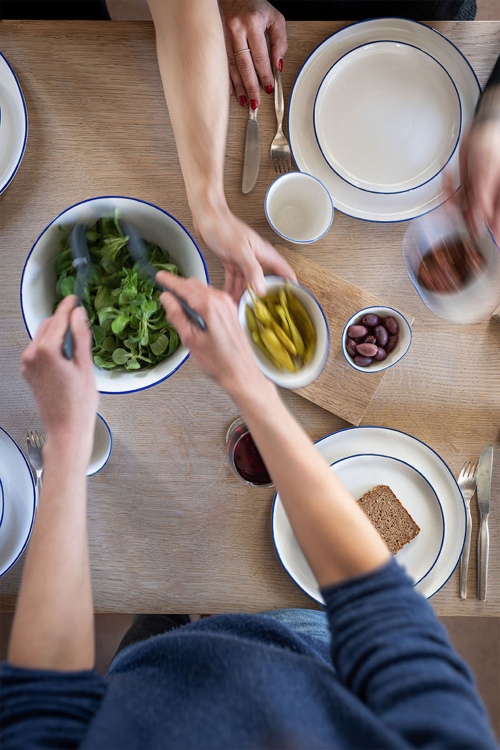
[234, 48, 251, 56]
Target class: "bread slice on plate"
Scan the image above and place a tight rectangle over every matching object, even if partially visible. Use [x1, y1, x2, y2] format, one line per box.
[357, 484, 420, 554]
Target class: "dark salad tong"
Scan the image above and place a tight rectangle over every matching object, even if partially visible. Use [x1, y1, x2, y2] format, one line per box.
[120, 220, 206, 332]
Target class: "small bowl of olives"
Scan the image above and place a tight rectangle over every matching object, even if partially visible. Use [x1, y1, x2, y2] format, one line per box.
[342, 306, 412, 373]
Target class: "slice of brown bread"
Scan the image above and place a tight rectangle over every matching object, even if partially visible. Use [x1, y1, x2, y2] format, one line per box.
[357, 484, 420, 554]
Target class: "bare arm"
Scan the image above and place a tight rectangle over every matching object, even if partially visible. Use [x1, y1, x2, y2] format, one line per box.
[147, 0, 295, 300]
[157, 272, 390, 586]
[7, 298, 98, 671]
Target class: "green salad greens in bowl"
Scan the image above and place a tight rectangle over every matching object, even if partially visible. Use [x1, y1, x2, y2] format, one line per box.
[21, 196, 209, 394]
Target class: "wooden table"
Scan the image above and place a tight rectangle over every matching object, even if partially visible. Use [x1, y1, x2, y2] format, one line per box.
[0, 20, 499, 616]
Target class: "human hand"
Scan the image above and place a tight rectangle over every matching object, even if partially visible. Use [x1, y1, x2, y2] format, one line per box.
[21, 296, 97, 469]
[220, 0, 287, 108]
[194, 204, 296, 301]
[157, 271, 266, 395]
[458, 116, 500, 241]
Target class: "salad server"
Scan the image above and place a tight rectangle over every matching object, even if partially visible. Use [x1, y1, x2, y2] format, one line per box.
[62, 223, 90, 360]
[120, 220, 206, 331]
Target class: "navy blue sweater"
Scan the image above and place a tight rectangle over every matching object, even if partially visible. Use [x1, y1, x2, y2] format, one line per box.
[1, 560, 497, 749]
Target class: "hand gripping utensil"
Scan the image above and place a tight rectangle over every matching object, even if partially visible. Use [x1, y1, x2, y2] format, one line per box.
[242, 105, 260, 194]
[120, 220, 206, 331]
[476, 445, 493, 601]
[62, 223, 90, 360]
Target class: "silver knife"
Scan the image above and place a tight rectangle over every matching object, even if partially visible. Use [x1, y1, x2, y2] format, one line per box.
[476, 445, 493, 601]
[242, 106, 259, 194]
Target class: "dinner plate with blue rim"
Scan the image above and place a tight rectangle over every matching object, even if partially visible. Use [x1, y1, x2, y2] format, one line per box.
[272, 427, 465, 603]
[0, 427, 36, 577]
[0, 51, 28, 194]
[288, 18, 480, 221]
[313, 41, 461, 195]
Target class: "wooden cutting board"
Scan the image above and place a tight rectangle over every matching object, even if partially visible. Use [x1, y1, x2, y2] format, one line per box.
[276, 245, 414, 425]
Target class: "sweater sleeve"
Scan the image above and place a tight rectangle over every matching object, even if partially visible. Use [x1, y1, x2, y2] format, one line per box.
[0, 663, 106, 750]
[321, 559, 497, 749]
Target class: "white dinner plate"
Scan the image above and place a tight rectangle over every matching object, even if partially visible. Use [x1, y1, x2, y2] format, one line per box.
[272, 426, 465, 602]
[289, 18, 480, 221]
[313, 41, 461, 194]
[0, 427, 36, 577]
[0, 51, 28, 194]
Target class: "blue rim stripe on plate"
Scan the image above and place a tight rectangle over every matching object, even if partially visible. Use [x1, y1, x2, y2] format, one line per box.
[0, 477, 4, 529]
[271, 424, 465, 602]
[287, 17, 481, 223]
[0, 51, 29, 195]
[19, 195, 210, 395]
[0, 426, 37, 577]
[312, 40, 462, 195]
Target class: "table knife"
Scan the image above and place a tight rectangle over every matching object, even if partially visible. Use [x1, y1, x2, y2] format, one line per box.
[62, 223, 90, 360]
[476, 444, 493, 600]
[120, 220, 206, 331]
[242, 106, 259, 194]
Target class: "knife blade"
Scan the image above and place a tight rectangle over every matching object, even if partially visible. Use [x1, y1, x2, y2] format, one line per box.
[476, 444, 493, 601]
[242, 106, 259, 194]
[62, 223, 90, 360]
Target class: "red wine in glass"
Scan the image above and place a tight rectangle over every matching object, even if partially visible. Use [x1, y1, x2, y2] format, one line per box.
[226, 418, 272, 487]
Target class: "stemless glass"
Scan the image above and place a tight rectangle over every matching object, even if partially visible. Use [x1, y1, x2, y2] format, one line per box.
[226, 417, 273, 488]
[402, 203, 500, 324]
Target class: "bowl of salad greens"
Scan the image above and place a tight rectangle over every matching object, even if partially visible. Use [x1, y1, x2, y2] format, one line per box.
[21, 196, 209, 394]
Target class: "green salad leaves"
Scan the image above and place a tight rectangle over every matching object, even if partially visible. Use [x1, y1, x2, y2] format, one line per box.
[54, 213, 182, 371]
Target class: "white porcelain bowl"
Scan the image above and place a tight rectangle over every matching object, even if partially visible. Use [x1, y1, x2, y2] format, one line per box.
[238, 276, 330, 389]
[265, 172, 334, 244]
[342, 306, 412, 373]
[20, 196, 209, 394]
[88, 413, 112, 476]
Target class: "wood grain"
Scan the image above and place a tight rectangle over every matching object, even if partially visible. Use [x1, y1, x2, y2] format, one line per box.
[276, 244, 413, 424]
[0, 21, 499, 616]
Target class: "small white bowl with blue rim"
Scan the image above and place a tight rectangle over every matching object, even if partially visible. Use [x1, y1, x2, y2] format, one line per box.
[342, 306, 412, 373]
[87, 413, 112, 477]
[265, 172, 334, 244]
[238, 276, 330, 389]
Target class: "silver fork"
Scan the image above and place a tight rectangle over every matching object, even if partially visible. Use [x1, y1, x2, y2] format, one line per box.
[457, 459, 478, 599]
[26, 430, 45, 499]
[270, 70, 292, 174]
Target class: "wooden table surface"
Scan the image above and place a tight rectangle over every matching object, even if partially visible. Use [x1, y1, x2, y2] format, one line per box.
[0, 20, 499, 615]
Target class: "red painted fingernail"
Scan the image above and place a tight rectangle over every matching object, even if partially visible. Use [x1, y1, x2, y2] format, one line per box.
[265, 84, 273, 94]
[278, 58, 283, 72]
[239, 95, 248, 107]
[250, 99, 258, 111]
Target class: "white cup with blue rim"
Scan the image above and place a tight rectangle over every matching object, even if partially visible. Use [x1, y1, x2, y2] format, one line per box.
[87, 413, 112, 476]
[265, 172, 334, 244]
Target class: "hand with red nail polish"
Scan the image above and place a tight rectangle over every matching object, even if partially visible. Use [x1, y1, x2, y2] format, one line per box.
[219, 0, 288, 107]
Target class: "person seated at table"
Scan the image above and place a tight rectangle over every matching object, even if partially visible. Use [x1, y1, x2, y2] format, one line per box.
[1, 289, 497, 750]
[219, 0, 500, 240]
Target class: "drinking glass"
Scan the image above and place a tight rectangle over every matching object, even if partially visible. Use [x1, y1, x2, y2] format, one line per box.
[226, 417, 273, 488]
[402, 203, 500, 324]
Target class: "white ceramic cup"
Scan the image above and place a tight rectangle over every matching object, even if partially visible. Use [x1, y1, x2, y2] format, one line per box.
[87, 413, 112, 476]
[265, 172, 334, 244]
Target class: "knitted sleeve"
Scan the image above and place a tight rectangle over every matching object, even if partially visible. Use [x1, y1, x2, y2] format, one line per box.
[321, 559, 497, 749]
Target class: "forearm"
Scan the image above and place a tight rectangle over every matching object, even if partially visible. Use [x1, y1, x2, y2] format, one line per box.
[7, 442, 94, 671]
[148, 0, 230, 218]
[228, 376, 390, 586]
[475, 53, 500, 121]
